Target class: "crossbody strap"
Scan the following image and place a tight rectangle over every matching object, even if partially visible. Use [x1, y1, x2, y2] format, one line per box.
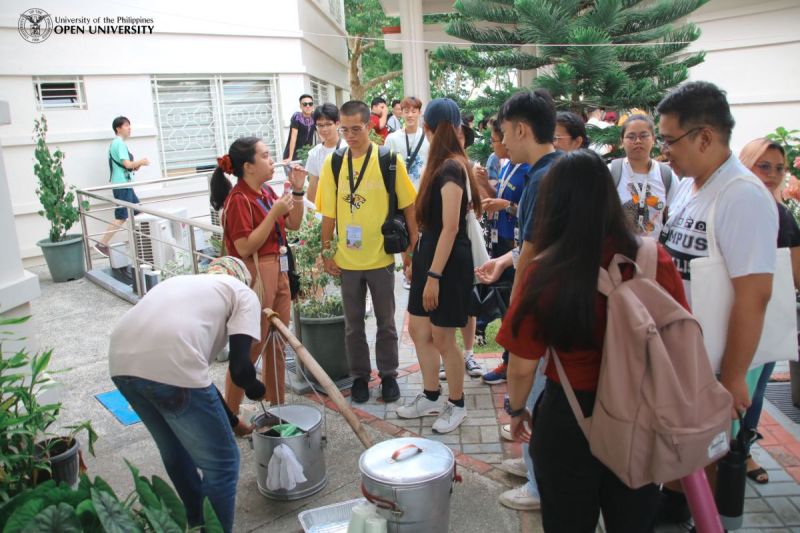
[549, 347, 591, 436]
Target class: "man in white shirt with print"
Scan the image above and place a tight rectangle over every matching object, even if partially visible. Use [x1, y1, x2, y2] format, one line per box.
[385, 96, 429, 189]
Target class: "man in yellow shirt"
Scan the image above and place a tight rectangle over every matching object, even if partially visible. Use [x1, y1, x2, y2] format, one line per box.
[316, 100, 417, 404]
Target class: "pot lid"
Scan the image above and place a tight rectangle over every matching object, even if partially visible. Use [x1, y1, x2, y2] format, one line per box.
[359, 437, 454, 485]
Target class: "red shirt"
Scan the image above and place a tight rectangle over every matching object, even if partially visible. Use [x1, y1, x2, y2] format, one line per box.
[496, 243, 688, 391]
[222, 181, 286, 259]
[370, 114, 389, 142]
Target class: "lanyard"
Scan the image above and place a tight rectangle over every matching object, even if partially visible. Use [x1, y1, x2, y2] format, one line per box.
[493, 163, 521, 222]
[347, 144, 373, 213]
[255, 188, 285, 248]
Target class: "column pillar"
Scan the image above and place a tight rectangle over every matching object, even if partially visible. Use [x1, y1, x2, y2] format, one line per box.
[399, 0, 430, 106]
[0, 100, 41, 356]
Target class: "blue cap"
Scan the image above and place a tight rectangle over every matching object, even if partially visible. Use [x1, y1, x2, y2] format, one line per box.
[424, 98, 461, 131]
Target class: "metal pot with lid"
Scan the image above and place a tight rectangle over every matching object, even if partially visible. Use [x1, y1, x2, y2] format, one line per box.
[358, 437, 461, 533]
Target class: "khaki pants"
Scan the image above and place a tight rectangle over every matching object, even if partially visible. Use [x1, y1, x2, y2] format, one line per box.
[225, 254, 291, 412]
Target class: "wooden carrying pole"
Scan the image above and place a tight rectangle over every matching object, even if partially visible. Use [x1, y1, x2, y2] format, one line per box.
[264, 308, 374, 449]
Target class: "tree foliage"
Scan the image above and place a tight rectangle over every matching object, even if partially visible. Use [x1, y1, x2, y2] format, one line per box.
[344, 0, 403, 102]
[436, 0, 709, 114]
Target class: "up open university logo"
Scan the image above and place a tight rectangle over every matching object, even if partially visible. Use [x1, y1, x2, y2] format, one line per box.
[18, 8, 53, 43]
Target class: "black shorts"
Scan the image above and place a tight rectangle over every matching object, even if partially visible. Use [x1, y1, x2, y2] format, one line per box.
[112, 187, 140, 220]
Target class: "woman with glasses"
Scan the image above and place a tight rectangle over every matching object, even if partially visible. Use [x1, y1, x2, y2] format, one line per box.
[283, 94, 317, 163]
[610, 114, 678, 238]
[737, 138, 800, 485]
[553, 111, 588, 152]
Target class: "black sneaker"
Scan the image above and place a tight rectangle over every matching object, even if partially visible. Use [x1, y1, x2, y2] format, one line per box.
[381, 376, 400, 403]
[656, 487, 691, 525]
[351, 377, 369, 403]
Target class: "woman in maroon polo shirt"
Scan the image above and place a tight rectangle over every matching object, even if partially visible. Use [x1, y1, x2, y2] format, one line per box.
[496, 150, 688, 533]
[210, 137, 306, 411]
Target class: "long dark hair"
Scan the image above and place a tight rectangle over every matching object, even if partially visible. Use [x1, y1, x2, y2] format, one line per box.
[209, 137, 260, 210]
[415, 122, 481, 230]
[512, 150, 637, 349]
[556, 111, 589, 148]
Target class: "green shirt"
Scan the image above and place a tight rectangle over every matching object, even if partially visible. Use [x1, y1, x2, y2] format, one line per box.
[109, 136, 132, 184]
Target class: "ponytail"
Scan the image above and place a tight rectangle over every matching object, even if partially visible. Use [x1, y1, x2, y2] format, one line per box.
[208, 137, 261, 211]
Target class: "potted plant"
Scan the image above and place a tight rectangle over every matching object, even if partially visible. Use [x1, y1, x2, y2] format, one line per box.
[33, 116, 88, 282]
[0, 317, 97, 498]
[288, 212, 349, 383]
[0, 461, 223, 532]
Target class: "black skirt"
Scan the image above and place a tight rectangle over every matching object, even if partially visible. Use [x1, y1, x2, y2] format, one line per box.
[408, 232, 473, 327]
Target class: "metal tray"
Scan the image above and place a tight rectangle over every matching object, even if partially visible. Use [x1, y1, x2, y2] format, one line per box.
[297, 498, 368, 533]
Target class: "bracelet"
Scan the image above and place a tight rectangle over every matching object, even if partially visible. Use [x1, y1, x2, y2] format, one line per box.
[291, 190, 305, 197]
[427, 270, 442, 280]
[407, 251, 414, 258]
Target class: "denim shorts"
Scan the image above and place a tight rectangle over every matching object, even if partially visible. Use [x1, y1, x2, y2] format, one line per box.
[112, 187, 140, 220]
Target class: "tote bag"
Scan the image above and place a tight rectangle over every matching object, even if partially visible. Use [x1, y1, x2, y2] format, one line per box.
[689, 174, 797, 373]
[464, 170, 490, 268]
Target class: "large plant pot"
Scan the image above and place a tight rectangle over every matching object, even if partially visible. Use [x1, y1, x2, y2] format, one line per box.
[37, 234, 85, 282]
[297, 314, 349, 383]
[36, 437, 80, 487]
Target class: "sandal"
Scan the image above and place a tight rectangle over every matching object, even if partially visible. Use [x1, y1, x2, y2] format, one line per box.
[746, 454, 769, 484]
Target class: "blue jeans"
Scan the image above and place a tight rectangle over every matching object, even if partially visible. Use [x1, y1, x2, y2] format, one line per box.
[112, 376, 240, 533]
[743, 362, 776, 433]
[524, 369, 547, 496]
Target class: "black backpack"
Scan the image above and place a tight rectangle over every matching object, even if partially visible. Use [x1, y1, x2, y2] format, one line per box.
[331, 146, 410, 254]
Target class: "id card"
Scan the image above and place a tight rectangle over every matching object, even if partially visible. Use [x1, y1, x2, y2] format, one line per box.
[279, 254, 289, 272]
[513, 226, 520, 244]
[491, 228, 499, 244]
[346, 224, 363, 250]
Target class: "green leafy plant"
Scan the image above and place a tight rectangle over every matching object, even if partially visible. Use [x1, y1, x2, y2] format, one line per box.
[294, 144, 313, 167]
[288, 212, 343, 318]
[33, 116, 87, 243]
[0, 316, 97, 502]
[0, 461, 222, 532]
[766, 126, 800, 226]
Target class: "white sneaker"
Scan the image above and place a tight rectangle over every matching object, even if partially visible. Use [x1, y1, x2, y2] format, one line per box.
[365, 295, 373, 317]
[438, 365, 447, 380]
[497, 457, 527, 478]
[498, 483, 540, 511]
[500, 423, 513, 442]
[403, 279, 411, 290]
[432, 402, 467, 433]
[465, 355, 482, 377]
[396, 393, 442, 418]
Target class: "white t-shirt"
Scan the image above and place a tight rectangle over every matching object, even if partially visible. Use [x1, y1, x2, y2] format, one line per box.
[306, 140, 342, 178]
[109, 275, 261, 388]
[612, 158, 678, 238]
[385, 128, 429, 188]
[661, 154, 778, 304]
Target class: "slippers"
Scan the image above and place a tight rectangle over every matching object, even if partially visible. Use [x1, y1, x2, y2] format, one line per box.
[746, 466, 769, 484]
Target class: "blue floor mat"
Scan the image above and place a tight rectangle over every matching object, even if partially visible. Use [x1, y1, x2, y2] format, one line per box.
[95, 389, 141, 425]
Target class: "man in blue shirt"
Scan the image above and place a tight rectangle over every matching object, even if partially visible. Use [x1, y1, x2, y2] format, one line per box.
[475, 89, 561, 513]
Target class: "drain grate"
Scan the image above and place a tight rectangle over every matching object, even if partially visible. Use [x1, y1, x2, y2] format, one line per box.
[765, 382, 800, 424]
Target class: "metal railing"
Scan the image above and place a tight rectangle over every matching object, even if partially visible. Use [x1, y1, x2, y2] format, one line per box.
[76, 174, 221, 299]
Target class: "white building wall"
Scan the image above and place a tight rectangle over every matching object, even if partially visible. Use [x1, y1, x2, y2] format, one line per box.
[686, 0, 800, 152]
[0, 0, 348, 263]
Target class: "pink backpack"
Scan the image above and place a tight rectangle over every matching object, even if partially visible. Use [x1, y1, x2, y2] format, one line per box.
[550, 238, 733, 489]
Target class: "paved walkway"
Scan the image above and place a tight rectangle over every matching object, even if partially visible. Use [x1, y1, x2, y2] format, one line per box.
[26, 261, 800, 532]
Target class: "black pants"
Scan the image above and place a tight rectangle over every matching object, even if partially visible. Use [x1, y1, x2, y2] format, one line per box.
[531, 380, 659, 533]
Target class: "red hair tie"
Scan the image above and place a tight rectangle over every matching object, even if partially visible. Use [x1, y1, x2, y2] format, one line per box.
[217, 154, 233, 175]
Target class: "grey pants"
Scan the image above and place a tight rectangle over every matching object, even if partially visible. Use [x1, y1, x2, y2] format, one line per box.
[340, 265, 398, 380]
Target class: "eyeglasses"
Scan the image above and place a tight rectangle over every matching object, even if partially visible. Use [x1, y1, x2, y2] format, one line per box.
[656, 127, 701, 149]
[754, 162, 787, 175]
[301, 101, 314, 107]
[338, 126, 366, 136]
[316, 121, 336, 129]
[623, 132, 653, 142]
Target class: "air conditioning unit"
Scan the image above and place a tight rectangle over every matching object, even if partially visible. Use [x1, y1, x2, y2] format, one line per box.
[210, 206, 221, 227]
[134, 214, 175, 270]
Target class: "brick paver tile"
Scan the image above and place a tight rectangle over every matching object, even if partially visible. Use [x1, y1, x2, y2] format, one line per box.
[766, 496, 800, 525]
[481, 426, 500, 443]
[460, 426, 481, 444]
[756, 482, 800, 498]
[463, 443, 503, 454]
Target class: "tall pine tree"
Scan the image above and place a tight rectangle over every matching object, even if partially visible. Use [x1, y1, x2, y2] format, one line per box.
[435, 0, 709, 115]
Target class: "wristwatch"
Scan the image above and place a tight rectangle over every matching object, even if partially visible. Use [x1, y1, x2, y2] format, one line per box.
[503, 395, 525, 418]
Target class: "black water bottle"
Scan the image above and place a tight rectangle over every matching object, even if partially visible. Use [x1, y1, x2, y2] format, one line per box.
[715, 441, 746, 530]
[715, 414, 756, 531]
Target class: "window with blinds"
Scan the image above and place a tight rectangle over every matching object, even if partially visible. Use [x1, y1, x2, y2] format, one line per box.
[33, 77, 86, 109]
[152, 76, 281, 176]
[310, 77, 330, 106]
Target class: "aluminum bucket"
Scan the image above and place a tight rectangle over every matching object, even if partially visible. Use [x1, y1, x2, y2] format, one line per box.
[252, 404, 327, 500]
[359, 437, 461, 533]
